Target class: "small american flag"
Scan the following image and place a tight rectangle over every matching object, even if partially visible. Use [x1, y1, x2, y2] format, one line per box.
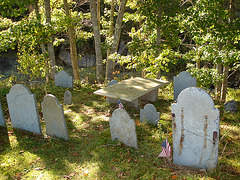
[118, 98, 124, 109]
[158, 139, 171, 157]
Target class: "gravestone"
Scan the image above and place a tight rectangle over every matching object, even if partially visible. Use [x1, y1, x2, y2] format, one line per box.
[109, 108, 138, 149]
[108, 79, 118, 86]
[64, 90, 72, 105]
[6, 84, 42, 134]
[55, 70, 73, 88]
[0, 101, 6, 127]
[173, 71, 196, 101]
[224, 100, 237, 112]
[42, 94, 69, 140]
[140, 103, 160, 125]
[171, 87, 220, 169]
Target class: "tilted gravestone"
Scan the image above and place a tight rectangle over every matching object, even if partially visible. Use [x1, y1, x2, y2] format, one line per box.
[64, 90, 72, 105]
[173, 71, 196, 101]
[171, 87, 220, 169]
[109, 108, 138, 149]
[108, 79, 118, 86]
[55, 70, 73, 88]
[0, 101, 6, 127]
[140, 103, 159, 125]
[6, 84, 42, 134]
[42, 94, 69, 140]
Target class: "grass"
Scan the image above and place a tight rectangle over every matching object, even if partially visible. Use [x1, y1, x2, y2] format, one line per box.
[0, 80, 240, 179]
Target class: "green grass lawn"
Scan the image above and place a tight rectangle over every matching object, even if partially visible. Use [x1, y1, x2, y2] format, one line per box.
[0, 81, 239, 179]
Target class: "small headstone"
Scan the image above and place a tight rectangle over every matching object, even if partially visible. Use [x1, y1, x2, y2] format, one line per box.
[109, 108, 138, 149]
[140, 103, 159, 125]
[6, 84, 42, 134]
[55, 70, 73, 88]
[0, 101, 6, 127]
[64, 90, 72, 105]
[41, 94, 69, 140]
[108, 79, 118, 86]
[173, 71, 196, 101]
[224, 100, 237, 112]
[172, 87, 220, 169]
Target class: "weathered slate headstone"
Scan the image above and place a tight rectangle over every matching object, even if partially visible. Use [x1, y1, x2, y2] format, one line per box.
[173, 71, 196, 101]
[55, 70, 73, 88]
[64, 90, 72, 105]
[171, 87, 220, 169]
[6, 84, 42, 134]
[224, 100, 237, 112]
[42, 94, 69, 140]
[140, 103, 159, 125]
[108, 79, 118, 86]
[109, 108, 138, 149]
[0, 101, 6, 127]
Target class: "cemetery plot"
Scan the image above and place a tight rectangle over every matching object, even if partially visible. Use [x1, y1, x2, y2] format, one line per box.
[171, 87, 220, 169]
[6, 84, 42, 134]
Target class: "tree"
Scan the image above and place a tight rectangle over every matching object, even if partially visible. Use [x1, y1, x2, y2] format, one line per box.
[63, 0, 80, 81]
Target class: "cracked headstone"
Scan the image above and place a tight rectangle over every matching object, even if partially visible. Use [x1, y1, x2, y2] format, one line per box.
[171, 87, 220, 169]
[110, 108, 138, 149]
[64, 90, 72, 105]
[42, 94, 69, 140]
[6, 84, 42, 134]
[55, 70, 73, 88]
[140, 103, 160, 125]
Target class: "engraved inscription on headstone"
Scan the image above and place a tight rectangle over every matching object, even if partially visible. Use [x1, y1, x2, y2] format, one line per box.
[140, 103, 159, 125]
[109, 108, 138, 149]
[6, 84, 42, 134]
[171, 87, 220, 169]
[0, 101, 6, 127]
[42, 94, 69, 140]
[64, 90, 72, 105]
[173, 71, 196, 101]
[55, 70, 73, 88]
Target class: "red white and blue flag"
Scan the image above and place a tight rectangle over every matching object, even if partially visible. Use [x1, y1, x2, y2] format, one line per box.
[118, 98, 124, 109]
[158, 139, 171, 157]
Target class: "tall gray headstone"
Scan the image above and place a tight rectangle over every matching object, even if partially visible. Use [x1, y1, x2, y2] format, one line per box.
[173, 71, 196, 101]
[0, 101, 6, 127]
[55, 70, 73, 88]
[6, 84, 42, 134]
[171, 87, 219, 169]
[108, 79, 118, 86]
[42, 94, 69, 140]
[140, 103, 160, 125]
[64, 90, 72, 105]
[110, 108, 138, 149]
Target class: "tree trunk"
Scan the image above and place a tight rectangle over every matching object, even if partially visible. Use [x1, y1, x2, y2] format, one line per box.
[90, 0, 103, 83]
[44, 0, 56, 79]
[105, 0, 128, 81]
[220, 65, 229, 101]
[215, 63, 223, 100]
[156, 5, 162, 79]
[63, 0, 80, 81]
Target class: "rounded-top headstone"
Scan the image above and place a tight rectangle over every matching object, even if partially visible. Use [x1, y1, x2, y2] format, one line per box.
[64, 90, 72, 105]
[140, 103, 160, 125]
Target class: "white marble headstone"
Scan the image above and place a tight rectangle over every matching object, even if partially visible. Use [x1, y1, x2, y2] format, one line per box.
[0, 101, 6, 127]
[6, 84, 42, 134]
[140, 103, 159, 125]
[64, 90, 72, 105]
[41, 94, 69, 140]
[172, 87, 219, 169]
[173, 71, 196, 101]
[55, 70, 73, 88]
[109, 108, 138, 149]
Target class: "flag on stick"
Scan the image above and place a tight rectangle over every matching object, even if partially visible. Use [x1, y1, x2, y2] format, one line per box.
[158, 139, 171, 157]
[118, 98, 124, 109]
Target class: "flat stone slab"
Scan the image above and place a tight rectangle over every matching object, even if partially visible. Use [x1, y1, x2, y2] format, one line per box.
[140, 103, 160, 125]
[55, 70, 73, 88]
[94, 77, 169, 106]
[42, 94, 69, 140]
[172, 87, 219, 169]
[6, 84, 42, 134]
[0, 101, 6, 127]
[110, 108, 138, 149]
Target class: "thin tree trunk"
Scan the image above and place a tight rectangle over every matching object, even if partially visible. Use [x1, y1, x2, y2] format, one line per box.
[215, 63, 223, 100]
[44, 0, 56, 79]
[90, 0, 103, 83]
[106, 0, 128, 81]
[156, 5, 162, 79]
[220, 65, 229, 101]
[63, 0, 80, 81]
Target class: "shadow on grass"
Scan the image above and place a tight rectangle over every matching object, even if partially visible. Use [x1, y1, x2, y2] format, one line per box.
[0, 126, 11, 153]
